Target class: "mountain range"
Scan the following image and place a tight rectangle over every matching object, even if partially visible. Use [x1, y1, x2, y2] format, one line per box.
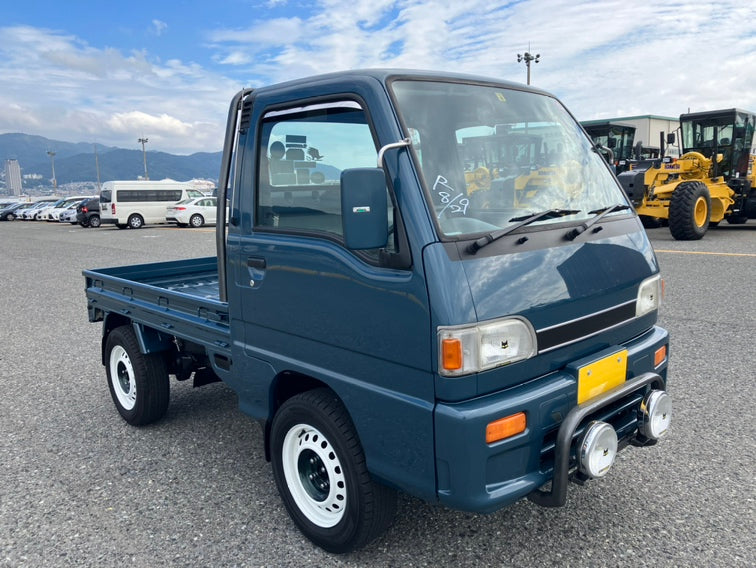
[1, 133, 222, 185]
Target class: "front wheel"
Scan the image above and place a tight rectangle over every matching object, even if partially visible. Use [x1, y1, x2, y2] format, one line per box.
[104, 326, 169, 425]
[270, 389, 397, 553]
[669, 181, 710, 240]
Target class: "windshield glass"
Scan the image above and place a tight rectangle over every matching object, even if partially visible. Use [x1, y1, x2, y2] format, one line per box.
[391, 80, 629, 237]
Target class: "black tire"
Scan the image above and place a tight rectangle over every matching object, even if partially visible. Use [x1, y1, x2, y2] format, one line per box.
[189, 214, 204, 228]
[89, 215, 101, 228]
[104, 326, 169, 426]
[128, 214, 144, 229]
[6, 213, 15, 221]
[270, 388, 397, 553]
[726, 215, 748, 225]
[669, 181, 710, 240]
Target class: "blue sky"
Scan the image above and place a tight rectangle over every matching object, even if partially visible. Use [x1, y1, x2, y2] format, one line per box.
[1, 1, 755, 154]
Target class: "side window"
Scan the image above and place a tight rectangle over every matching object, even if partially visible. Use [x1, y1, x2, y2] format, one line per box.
[256, 101, 393, 248]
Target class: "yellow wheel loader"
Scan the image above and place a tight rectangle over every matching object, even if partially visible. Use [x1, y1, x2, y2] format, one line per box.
[617, 108, 756, 240]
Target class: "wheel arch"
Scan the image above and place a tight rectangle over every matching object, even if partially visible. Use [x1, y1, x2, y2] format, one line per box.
[263, 371, 337, 462]
[101, 314, 175, 365]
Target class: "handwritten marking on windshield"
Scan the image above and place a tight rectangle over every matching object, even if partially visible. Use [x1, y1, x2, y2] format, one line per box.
[433, 175, 470, 218]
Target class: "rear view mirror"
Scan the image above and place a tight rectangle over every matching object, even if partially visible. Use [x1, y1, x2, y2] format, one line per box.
[666, 132, 676, 145]
[340, 168, 388, 250]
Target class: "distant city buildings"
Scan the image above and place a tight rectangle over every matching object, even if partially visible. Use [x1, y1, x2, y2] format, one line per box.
[4, 159, 23, 195]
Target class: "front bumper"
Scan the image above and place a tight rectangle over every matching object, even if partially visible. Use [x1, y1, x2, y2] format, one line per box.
[433, 325, 668, 513]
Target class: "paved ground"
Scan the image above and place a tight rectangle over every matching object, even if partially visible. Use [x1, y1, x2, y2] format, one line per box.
[0, 220, 754, 567]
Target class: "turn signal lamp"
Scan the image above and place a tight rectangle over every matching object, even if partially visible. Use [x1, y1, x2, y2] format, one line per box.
[441, 339, 463, 371]
[654, 345, 667, 367]
[438, 317, 537, 377]
[486, 412, 527, 444]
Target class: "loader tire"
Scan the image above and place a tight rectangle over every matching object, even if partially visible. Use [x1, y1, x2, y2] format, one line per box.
[669, 181, 710, 240]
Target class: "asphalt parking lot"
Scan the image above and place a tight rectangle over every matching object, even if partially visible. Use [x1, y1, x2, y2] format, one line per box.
[1, 220, 754, 567]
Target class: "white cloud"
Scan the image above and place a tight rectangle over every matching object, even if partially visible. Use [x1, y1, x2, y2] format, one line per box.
[0, 1, 755, 156]
[151, 19, 168, 36]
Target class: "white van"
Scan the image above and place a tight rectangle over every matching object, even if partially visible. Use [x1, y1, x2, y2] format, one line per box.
[99, 180, 205, 229]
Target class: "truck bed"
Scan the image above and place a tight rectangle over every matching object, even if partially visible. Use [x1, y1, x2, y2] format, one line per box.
[84, 256, 231, 354]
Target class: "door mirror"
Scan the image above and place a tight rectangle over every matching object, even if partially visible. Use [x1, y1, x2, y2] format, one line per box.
[666, 132, 676, 145]
[340, 168, 388, 250]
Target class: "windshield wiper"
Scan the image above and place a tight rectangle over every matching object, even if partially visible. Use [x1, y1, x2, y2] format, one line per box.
[468, 209, 581, 254]
[565, 204, 631, 241]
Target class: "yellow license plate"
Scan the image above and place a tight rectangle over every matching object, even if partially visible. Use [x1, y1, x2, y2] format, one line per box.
[577, 349, 628, 404]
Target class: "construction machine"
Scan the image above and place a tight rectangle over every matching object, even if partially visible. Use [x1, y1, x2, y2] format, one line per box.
[582, 121, 637, 174]
[617, 108, 756, 240]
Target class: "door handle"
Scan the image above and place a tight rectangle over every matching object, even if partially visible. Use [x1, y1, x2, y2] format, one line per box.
[247, 257, 266, 270]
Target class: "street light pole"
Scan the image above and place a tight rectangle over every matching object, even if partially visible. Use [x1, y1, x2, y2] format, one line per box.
[94, 144, 102, 192]
[138, 137, 149, 180]
[517, 50, 540, 85]
[47, 150, 57, 189]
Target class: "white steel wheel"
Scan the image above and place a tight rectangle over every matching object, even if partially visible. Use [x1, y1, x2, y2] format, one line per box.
[270, 388, 397, 553]
[281, 424, 347, 528]
[109, 344, 137, 411]
[104, 325, 169, 426]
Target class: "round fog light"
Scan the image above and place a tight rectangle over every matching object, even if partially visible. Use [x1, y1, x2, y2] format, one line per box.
[578, 421, 618, 479]
[639, 390, 671, 440]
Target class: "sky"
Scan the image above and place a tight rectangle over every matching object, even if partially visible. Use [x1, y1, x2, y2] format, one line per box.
[1, 0, 754, 155]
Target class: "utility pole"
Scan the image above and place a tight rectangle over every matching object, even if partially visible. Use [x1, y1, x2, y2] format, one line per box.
[94, 144, 102, 192]
[138, 137, 149, 180]
[517, 49, 540, 85]
[47, 150, 57, 189]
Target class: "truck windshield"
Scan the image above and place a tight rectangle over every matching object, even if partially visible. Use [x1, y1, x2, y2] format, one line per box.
[391, 80, 628, 238]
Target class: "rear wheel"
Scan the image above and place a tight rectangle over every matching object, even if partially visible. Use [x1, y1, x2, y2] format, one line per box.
[104, 326, 169, 425]
[128, 214, 144, 229]
[6, 213, 15, 221]
[669, 181, 710, 240]
[89, 215, 101, 228]
[271, 389, 397, 553]
[189, 214, 205, 228]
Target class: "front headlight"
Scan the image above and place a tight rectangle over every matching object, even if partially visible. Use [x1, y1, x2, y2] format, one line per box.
[438, 317, 537, 377]
[636, 274, 662, 317]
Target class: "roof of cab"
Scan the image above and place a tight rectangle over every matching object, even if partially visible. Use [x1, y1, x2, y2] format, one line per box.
[250, 68, 550, 97]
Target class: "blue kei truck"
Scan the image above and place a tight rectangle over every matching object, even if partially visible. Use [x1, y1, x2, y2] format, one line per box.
[84, 69, 671, 553]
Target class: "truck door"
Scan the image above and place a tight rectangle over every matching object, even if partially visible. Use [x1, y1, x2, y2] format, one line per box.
[228, 96, 436, 500]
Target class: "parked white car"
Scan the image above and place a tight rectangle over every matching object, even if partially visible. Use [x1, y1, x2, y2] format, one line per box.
[48, 196, 93, 221]
[59, 207, 79, 224]
[165, 197, 219, 227]
[20, 200, 58, 220]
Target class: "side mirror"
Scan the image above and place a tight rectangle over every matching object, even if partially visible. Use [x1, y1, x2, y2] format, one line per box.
[667, 132, 676, 145]
[607, 137, 617, 149]
[340, 168, 388, 250]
